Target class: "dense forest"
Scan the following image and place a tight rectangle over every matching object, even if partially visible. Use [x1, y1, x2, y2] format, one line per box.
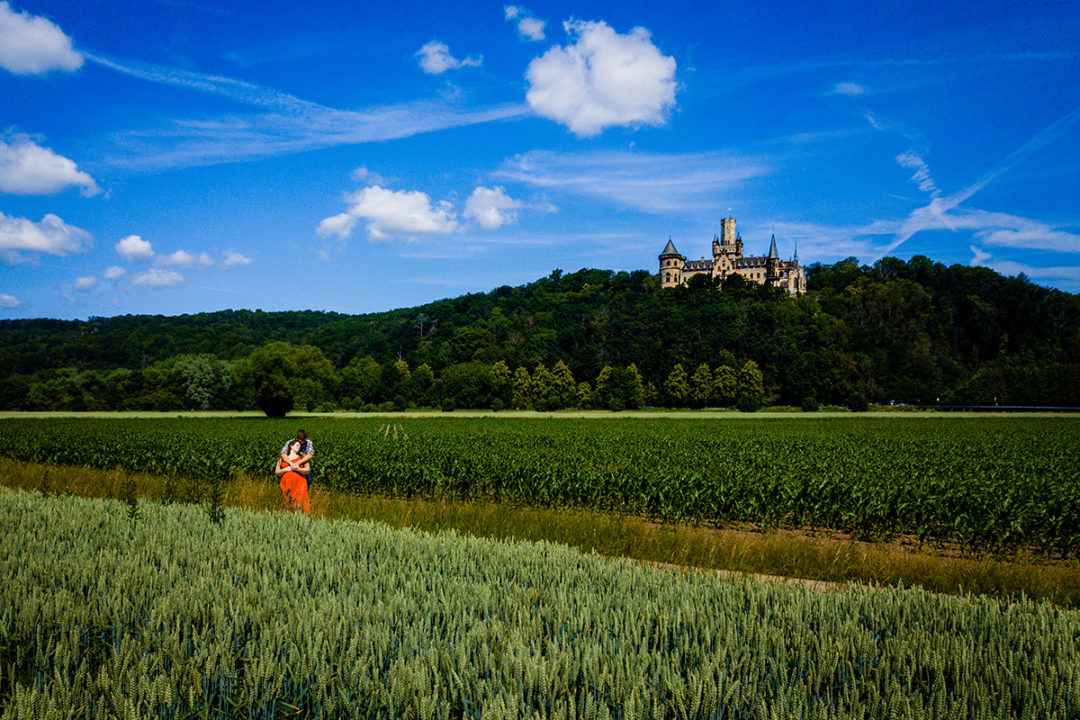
[2, 255, 1078, 412]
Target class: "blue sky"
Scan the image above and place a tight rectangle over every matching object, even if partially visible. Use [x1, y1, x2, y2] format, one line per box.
[1, 0, 1078, 319]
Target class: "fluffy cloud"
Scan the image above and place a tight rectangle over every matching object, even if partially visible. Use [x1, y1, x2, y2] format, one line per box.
[525, 20, 676, 137]
[115, 234, 153, 261]
[505, 6, 545, 40]
[319, 185, 458, 240]
[74, 276, 95, 291]
[316, 212, 358, 239]
[0, 136, 99, 196]
[351, 166, 389, 185]
[517, 17, 546, 41]
[103, 265, 125, 279]
[131, 268, 183, 287]
[416, 41, 482, 74]
[0, 212, 91, 262]
[159, 249, 213, 268]
[465, 186, 523, 230]
[0, 1, 83, 74]
[0, 293, 22, 307]
[221, 250, 251, 267]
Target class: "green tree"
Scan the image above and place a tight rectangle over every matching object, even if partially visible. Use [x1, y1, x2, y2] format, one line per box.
[512, 366, 533, 409]
[664, 364, 690, 407]
[234, 342, 335, 417]
[550, 360, 577, 409]
[735, 360, 765, 412]
[339, 356, 383, 405]
[576, 381, 593, 409]
[618, 364, 646, 410]
[712, 365, 737, 407]
[689, 363, 713, 408]
[531, 363, 556, 410]
[170, 354, 234, 410]
[594, 365, 613, 409]
[405, 363, 436, 406]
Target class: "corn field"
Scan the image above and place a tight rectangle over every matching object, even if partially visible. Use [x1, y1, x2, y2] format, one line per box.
[1, 489, 1078, 719]
[2, 416, 1078, 555]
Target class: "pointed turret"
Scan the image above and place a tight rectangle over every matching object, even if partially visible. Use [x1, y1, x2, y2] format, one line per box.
[660, 238, 681, 258]
[767, 234, 779, 260]
[659, 236, 686, 289]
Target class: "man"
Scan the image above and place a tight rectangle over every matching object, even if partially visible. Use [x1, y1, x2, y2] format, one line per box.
[280, 429, 314, 487]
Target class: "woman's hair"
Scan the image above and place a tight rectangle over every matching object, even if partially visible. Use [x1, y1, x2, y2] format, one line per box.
[287, 439, 303, 453]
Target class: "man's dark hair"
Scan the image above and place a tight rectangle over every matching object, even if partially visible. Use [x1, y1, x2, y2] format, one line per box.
[296, 429, 308, 442]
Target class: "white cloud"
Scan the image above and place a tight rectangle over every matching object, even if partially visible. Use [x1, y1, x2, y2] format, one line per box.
[833, 82, 865, 96]
[416, 41, 482, 74]
[497, 150, 769, 213]
[0, 293, 22, 307]
[525, 19, 676, 136]
[961, 210, 1080, 253]
[319, 185, 458, 240]
[970, 246, 1080, 286]
[115, 234, 153, 261]
[0, 212, 91, 262]
[895, 152, 940, 197]
[159, 249, 192, 266]
[87, 52, 529, 170]
[317, 212, 358, 239]
[221, 250, 251, 267]
[103, 265, 125, 279]
[132, 268, 183, 287]
[505, 5, 545, 41]
[518, 17, 545, 41]
[158, 249, 214, 268]
[465, 186, 523, 230]
[0, 135, 99, 196]
[887, 106, 1080, 251]
[0, 1, 83, 74]
[350, 166, 389, 185]
[74, 276, 95, 291]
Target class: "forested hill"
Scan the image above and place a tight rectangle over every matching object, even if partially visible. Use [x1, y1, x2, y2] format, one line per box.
[3, 255, 1079, 409]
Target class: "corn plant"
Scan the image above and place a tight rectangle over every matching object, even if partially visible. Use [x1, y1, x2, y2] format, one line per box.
[2, 415, 1078, 555]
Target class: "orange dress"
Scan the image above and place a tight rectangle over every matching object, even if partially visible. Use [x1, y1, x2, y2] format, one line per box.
[279, 457, 310, 515]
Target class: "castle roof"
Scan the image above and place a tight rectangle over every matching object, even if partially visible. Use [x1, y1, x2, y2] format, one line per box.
[767, 234, 779, 259]
[660, 239, 682, 258]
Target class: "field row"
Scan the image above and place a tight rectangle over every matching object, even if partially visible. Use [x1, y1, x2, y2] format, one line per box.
[2, 490, 1078, 719]
[2, 416, 1078, 554]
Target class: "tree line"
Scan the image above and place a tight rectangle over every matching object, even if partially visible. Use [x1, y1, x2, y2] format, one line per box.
[0, 340, 768, 415]
[2, 255, 1077, 411]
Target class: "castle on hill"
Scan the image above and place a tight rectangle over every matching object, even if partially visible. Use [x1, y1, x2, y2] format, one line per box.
[659, 217, 806, 295]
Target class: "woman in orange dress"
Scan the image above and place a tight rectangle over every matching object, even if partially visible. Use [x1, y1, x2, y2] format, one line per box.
[276, 439, 310, 515]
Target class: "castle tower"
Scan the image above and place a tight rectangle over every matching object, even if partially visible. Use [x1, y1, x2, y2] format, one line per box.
[766, 234, 780, 285]
[659, 237, 685, 288]
[718, 217, 739, 258]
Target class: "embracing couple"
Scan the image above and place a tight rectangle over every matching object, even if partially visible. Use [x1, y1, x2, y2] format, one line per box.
[276, 429, 313, 515]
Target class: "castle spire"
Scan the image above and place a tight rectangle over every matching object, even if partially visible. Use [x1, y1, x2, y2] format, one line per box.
[660, 238, 681, 257]
[767, 234, 779, 260]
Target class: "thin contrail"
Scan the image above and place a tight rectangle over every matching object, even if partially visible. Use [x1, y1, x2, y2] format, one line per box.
[887, 105, 1080, 250]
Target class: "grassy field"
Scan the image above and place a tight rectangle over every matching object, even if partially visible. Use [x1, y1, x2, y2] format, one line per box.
[3, 488, 1078, 719]
[5, 457, 1079, 605]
